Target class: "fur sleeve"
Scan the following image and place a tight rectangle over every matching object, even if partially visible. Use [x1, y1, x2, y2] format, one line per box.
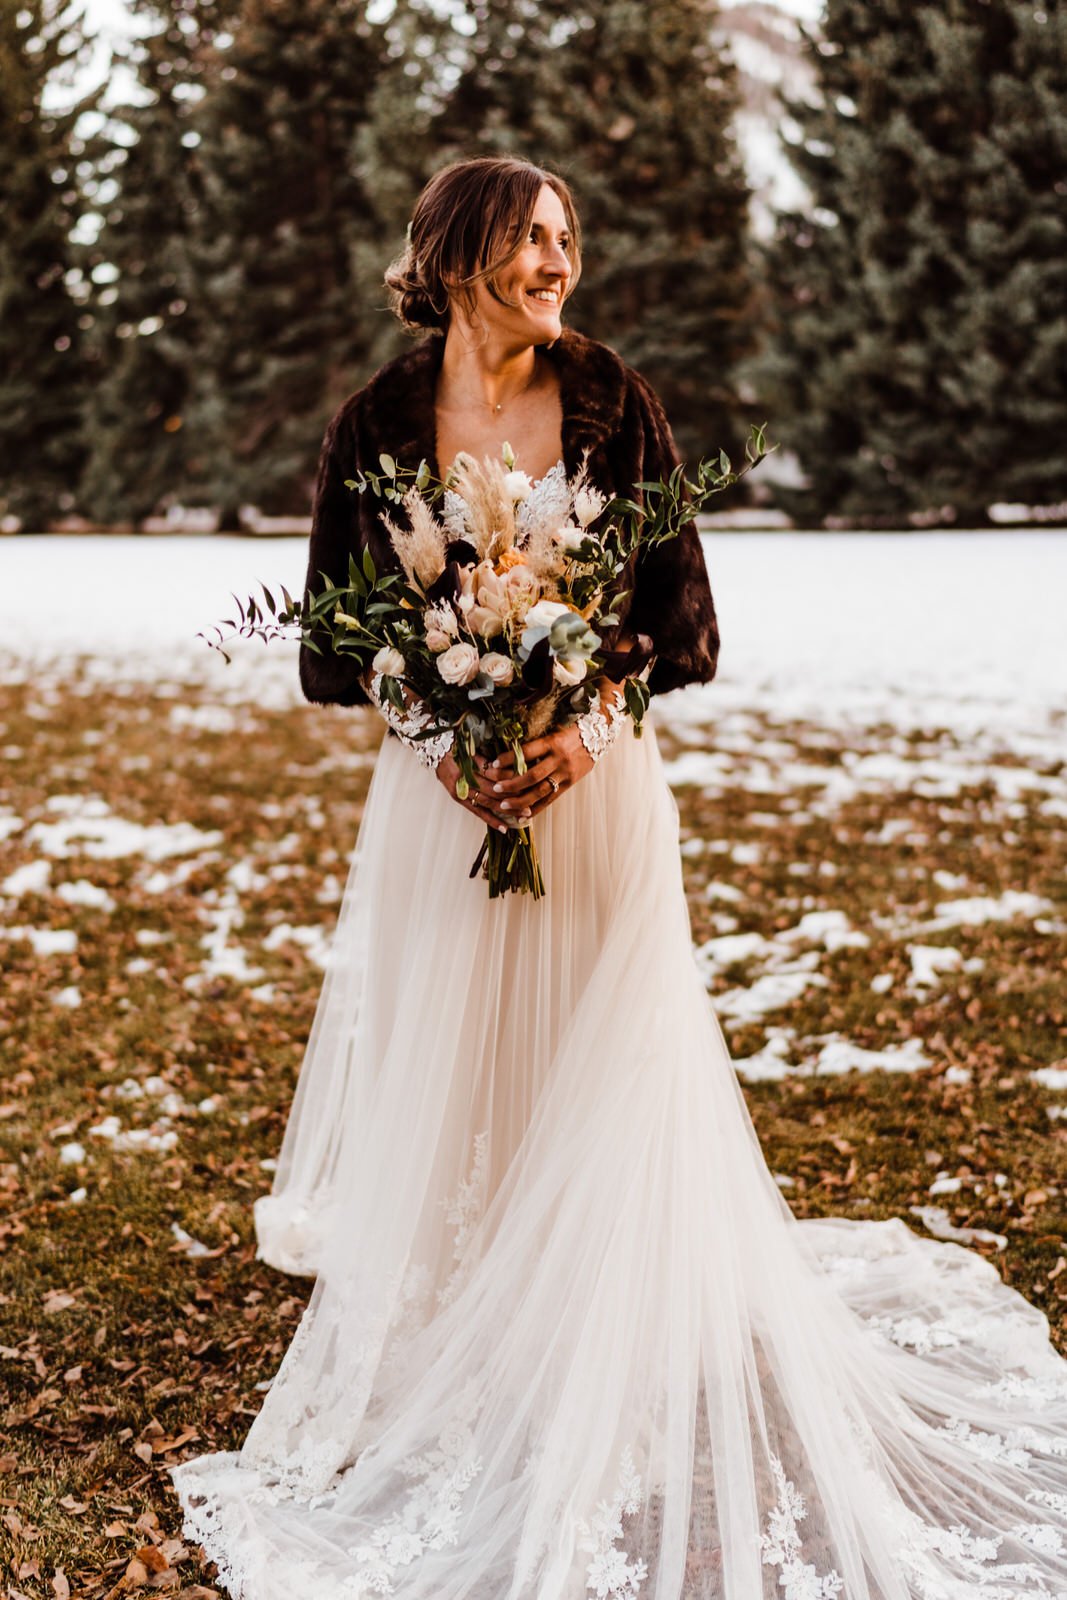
[298, 396, 373, 708]
[622, 370, 720, 697]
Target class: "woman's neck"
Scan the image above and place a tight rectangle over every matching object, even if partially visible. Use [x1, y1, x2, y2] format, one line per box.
[437, 323, 544, 415]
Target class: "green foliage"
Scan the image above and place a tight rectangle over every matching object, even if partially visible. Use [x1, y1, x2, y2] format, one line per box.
[751, 0, 1067, 527]
[0, 0, 99, 528]
[79, 1, 232, 524]
[173, 0, 390, 522]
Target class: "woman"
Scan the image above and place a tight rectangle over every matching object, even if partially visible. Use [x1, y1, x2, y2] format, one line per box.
[172, 158, 1067, 1600]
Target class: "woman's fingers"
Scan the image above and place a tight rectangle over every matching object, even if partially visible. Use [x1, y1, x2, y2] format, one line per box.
[463, 796, 516, 832]
[481, 736, 554, 776]
[482, 754, 558, 798]
[505, 774, 566, 816]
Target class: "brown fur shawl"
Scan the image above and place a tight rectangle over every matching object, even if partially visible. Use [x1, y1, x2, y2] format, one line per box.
[299, 325, 719, 708]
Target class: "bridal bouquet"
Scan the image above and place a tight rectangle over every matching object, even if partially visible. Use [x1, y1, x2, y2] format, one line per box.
[205, 428, 771, 898]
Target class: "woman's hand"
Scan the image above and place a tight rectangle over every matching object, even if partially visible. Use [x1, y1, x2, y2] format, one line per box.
[478, 722, 596, 820]
[436, 751, 532, 833]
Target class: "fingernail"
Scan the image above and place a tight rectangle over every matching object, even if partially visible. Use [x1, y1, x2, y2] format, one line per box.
[500, 800, 511, 811]
[493, 782, 504, 793]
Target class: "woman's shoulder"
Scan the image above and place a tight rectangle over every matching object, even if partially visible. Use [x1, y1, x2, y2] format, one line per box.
[552, 327, 668, 422]
[322, 335, 444, 462]
[552, 326, 646, 392]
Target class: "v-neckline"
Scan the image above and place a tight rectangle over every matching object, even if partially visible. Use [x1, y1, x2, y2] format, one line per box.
[370, 327, 628, 490]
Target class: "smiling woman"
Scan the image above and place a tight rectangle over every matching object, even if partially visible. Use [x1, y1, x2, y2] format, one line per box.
[387, 157, 582, 488]
[383, 156, 583, 339]
[169, 155, 1067, 1600]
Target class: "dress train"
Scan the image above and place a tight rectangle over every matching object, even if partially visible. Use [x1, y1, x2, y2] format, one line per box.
[171, 717, 1067, 1599]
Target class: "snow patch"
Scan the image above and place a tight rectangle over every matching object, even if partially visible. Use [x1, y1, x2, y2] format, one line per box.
[28, 796, 223, 862]
[910, 1205, 1007, 1252]
[1, 859, 51, 897]
[56, 878, 117, 911]
[261, 922, 332, 970]
[0, 926, 77, 955]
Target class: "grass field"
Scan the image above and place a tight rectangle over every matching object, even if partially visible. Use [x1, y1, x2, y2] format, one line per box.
[1, 669, 1065, 1598]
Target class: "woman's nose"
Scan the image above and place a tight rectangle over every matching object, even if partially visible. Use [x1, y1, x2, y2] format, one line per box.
[543, 244, 570, 280]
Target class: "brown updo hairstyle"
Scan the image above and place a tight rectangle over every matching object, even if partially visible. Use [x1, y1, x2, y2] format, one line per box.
[385, 155, 582, 334]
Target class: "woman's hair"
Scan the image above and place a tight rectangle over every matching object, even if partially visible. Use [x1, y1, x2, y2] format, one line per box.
[385, 156, 582, 333]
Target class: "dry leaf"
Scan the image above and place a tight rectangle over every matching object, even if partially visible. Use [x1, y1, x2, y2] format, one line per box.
[42, 1289, 77, 1314]
[136, 1544, 169, 1574]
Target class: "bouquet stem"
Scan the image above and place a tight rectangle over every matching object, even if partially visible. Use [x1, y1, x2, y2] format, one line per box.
[472, 823, 546, 900]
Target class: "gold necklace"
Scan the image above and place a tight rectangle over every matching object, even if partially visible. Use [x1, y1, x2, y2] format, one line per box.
[441, 361, 542, 416]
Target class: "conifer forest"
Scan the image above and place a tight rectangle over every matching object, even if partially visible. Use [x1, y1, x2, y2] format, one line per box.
[2, 0, 1066, 530]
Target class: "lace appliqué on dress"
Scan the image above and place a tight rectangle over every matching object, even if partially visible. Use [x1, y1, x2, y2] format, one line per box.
[760, 1455, 845, 1600]
[370, 671, 453, 772]
[577, 687, 628, 764]
[174, 1387, 484, 1600]
[343, 1393, 484, 1594]
[577, 1446, 648, 1600]
[437, 1131, 490, 1309]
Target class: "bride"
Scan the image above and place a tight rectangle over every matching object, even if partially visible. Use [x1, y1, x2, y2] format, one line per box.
[171, 157, 1067, 1599]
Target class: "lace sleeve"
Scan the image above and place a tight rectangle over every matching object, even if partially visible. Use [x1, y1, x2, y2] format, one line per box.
[368, 672, 454, 773]
[575, 686, 628, 764]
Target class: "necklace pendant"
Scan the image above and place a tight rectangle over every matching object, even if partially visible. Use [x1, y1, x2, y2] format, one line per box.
[494, 402, 503, 413]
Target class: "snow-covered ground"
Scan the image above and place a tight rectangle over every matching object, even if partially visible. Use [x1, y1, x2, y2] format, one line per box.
[1, 531, 1063, 756]
[3, 531, 1064, 1119]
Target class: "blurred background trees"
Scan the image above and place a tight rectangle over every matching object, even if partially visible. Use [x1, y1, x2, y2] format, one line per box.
[751, 0, 1067, 528]
[0, 0, 100, 529]
[2, 0, 1065, 530]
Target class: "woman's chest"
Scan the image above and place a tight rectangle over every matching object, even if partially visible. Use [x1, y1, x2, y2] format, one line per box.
[434, 392, 564, 485]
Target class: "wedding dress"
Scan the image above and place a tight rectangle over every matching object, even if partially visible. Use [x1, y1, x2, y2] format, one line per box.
[171, 479, 1067, 1599]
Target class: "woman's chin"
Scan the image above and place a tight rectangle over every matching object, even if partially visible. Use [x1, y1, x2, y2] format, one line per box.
[526, 310, 563, 345]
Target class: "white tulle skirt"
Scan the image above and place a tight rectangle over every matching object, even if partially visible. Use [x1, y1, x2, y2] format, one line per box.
[171, 715, 1067, 1600]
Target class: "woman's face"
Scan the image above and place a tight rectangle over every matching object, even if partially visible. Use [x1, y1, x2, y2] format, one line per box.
[465, 182, 573, 346]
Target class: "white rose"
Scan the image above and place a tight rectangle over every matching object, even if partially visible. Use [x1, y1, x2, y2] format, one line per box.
[372, 645, 405, 677]
[556, 524, 589, 552]
[425, 627, 451, 653]
[553, 656, 588, 688]
[480, 651, 515, 687]
[523, 599, 571, 631]
[437, 642, 481, 686]
[502, 469, 532, 502]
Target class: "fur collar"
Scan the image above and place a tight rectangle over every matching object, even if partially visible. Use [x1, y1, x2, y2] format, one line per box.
[358, 325, 629, 481]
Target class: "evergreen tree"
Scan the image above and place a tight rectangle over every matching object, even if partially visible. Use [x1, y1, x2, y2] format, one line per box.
[423, 0, 757, 465]
[0, 0, 98, 529]
[353, 0, 467, 375]
[181, 0, 388, 520]
[752, 0, 1067, 527]
[80, 0, 230, 525]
